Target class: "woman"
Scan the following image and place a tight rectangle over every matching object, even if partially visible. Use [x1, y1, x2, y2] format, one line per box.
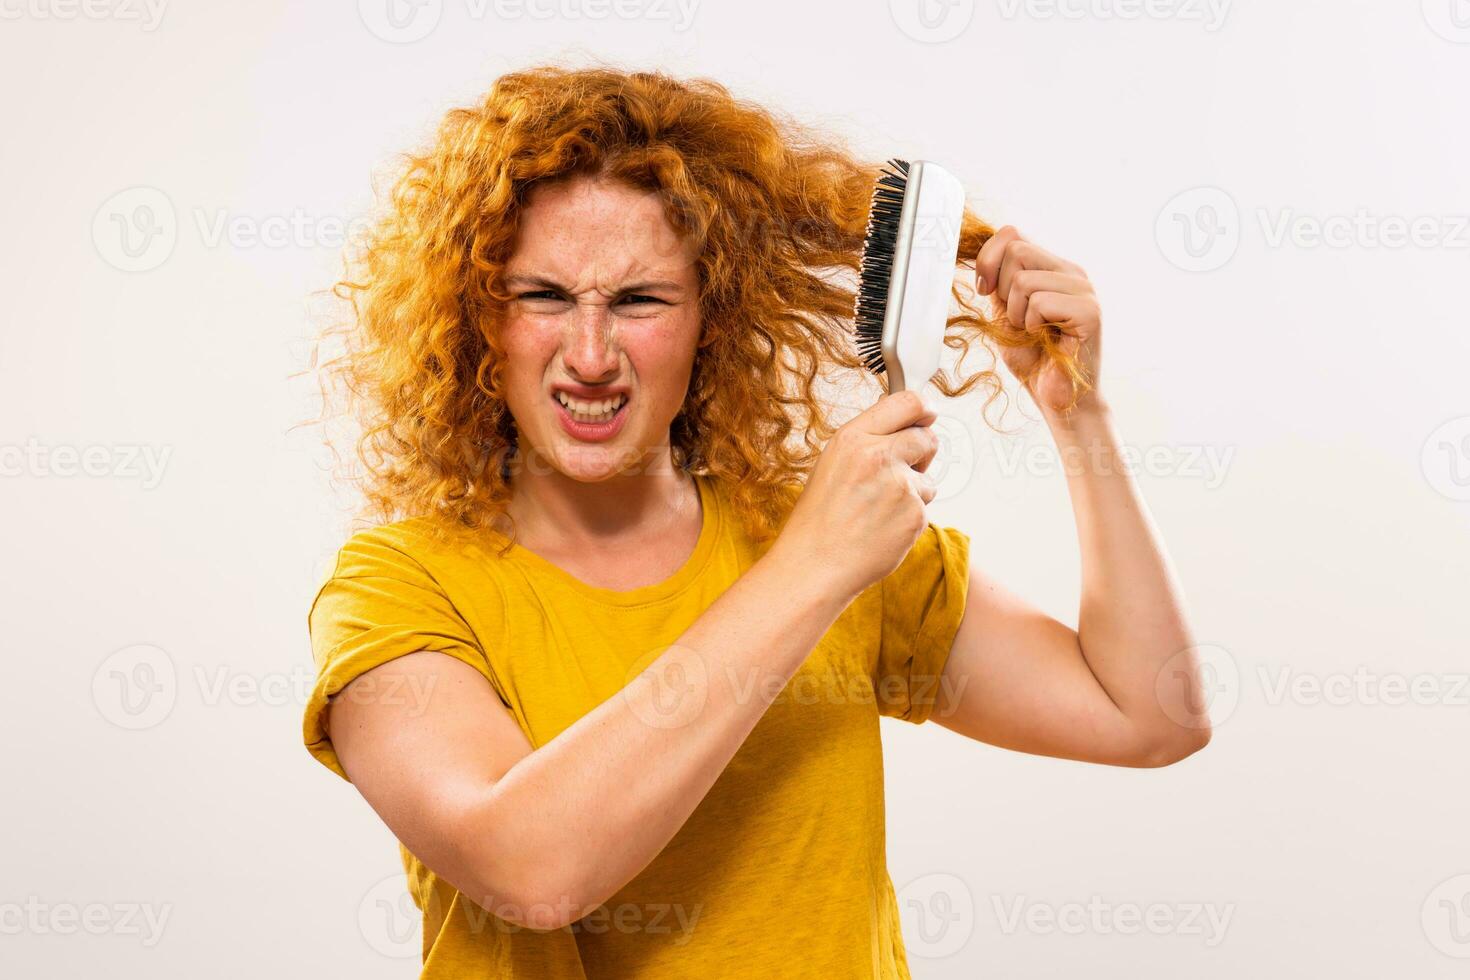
[303, 65, 1210, 978]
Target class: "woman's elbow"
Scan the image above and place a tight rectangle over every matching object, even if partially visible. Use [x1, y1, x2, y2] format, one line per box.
[1135, 723, 1212, 768]
[458, 842, 595, 933]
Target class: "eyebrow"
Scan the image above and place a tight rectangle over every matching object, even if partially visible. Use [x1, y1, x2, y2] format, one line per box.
[503, 273, 686, 296]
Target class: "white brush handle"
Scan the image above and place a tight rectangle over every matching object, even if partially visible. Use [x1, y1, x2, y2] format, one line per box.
[882, 160, 966, 393]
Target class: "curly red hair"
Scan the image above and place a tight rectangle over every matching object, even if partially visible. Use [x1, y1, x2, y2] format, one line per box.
[316, 64, 1085, 545]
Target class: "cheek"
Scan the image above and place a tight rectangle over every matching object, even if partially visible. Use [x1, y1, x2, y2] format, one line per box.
[495, 320, 559, 426]
[626, 316, 700, 389]
[500, 317, 558, 379]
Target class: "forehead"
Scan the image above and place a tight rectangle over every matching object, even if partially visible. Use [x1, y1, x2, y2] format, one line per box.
[507, 176, 698, 287]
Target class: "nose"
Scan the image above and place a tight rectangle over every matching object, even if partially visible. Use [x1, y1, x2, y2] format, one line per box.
[561, 301, 622, 383]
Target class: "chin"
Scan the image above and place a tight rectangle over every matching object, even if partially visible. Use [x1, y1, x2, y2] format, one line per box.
[523, 437, 645, 484]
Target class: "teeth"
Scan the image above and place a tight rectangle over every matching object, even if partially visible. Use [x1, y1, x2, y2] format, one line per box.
[556, 391, 627, 422]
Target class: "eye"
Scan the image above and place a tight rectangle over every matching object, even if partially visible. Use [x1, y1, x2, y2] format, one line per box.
[519, 290, 566, 302]
[618, 294, 667, 307]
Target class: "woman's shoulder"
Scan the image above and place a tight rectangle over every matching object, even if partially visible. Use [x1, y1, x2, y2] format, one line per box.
[310, 515, 513, 662]
[324, 513, 511, 586]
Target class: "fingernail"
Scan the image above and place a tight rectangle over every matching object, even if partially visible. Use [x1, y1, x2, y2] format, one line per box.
[976, 274, 988, 295]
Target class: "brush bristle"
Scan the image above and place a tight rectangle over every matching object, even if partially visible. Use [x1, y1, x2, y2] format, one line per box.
[852, 158, 910, 376]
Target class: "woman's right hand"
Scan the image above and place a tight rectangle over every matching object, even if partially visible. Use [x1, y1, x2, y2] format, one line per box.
[773, 389, 941, 601]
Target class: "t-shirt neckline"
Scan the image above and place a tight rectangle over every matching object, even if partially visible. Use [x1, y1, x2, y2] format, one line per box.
[496, 473, 722, 607]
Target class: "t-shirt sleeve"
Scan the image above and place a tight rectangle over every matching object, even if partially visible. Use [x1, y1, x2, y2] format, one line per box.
[302, 527, 497, 781]
[874, 522, 971, 724]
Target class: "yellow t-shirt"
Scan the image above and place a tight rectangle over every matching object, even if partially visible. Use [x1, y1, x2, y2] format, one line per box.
[303, 473, 970, 979]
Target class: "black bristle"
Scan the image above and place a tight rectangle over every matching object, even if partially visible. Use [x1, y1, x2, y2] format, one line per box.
[852, 158, 910, 376]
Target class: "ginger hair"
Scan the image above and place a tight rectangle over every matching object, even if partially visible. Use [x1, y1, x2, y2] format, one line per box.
[315, 63, 1086, 545]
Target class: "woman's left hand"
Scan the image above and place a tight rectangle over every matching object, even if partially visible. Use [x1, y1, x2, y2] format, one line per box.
[973, 225, 1103, 414]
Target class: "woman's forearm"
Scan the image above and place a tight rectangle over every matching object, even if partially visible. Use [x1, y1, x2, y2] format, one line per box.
[471, 539, 854, 927]
[1043, 395, 1207, 751]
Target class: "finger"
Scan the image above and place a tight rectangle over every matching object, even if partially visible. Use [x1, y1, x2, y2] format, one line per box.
[1005, 239, 1084, 280]
[911, 441, 935, 474]
[993, 240, 1084, 310]
[1006, 271, 1094, 336]
[856, 389, 937, 437]
[888, 421, 940, 472]
[1022, 290, 1095, 338]
[974, 225, 1024, 295]
[916, 438, 939, 477]
[908, 454, 940, 502]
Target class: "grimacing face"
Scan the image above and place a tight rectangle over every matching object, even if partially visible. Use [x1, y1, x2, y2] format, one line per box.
[498, 175, 703, 483]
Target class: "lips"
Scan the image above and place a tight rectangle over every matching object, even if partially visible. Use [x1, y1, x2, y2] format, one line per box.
[550, 389, 631, 442]
[551, 381, 630, 399]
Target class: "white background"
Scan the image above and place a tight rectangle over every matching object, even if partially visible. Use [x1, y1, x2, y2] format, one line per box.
[2, 0, 1468, 977]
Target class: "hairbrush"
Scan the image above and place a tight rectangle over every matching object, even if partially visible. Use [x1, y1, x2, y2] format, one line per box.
[852, 158, 966, 393]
